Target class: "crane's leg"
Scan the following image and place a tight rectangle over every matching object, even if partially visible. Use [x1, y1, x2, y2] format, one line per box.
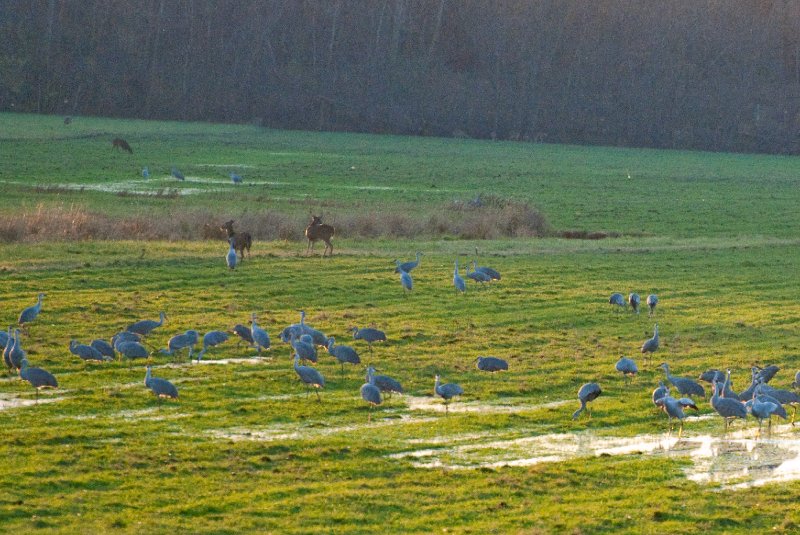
[678, 420, 683, 439]
[792, 405, 797, 425]
[315, 388, 321, 402]
[368, 405, 372, 423]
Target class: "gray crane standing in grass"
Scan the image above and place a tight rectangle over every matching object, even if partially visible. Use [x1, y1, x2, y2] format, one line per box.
[473, 247, 501, 280]
[394, 252, 423, 273]
[145, 365, 178, 401]
[112, 330, 141, 348]
[453, 260, 466, 293]
[18, 293, 45, 330]
[326, 336, 360, 373]
[351, 326, 386, 355]
[646, 294, 658, 317]
[115, 340, 149, 360]
[0, 327, 9, 351]
[171, 167, 185, 180]
[160, 330, 200, 360]
[5, 329, 25, 372]
[293, 353, 325, 401]
[231, 324, 255, 349]
[292, 333, 318, 363]
[250, 314, 271, 354]
[609, 292, 626, 311]
[710, 375, 747, 429]
[142, 166, 150, 178]
[659, 362, 705, 398]
[755, 382, 800, 423]
[615, 356, 638, 384]
[467, 261, 492, 285]
[628, 293, 641, 314]
[434, 374, 463, 414]
[196, 330, 230, 361]
[658, 395, 687, 437]
[69, 340, 111, 362]
[572, 382, 602, 420]
[226, 239, 237, 270]
[367, 366, 403, 398]
[747, 384, 783, 433]
[641, 324, 659, 367]
[652, 381, 669, 409]
[396, 261, 413, 295]
[476, 356, 508, 373]
[19, 358, 57, 402]
[126, 311, 166, 337]
[360, 366, 382, 422]
[793, 371, 800, 390]
[230, 172, 242, 184]
[90, 339, 116, 360]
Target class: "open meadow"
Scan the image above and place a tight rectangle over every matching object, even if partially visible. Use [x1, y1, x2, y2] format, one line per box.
[1, 114, 800, 533]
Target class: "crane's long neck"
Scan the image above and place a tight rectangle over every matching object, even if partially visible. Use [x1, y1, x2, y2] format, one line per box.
[572, 400, 587, 420]
[158, 312, 165, 326]
[145, 366, 152, 385]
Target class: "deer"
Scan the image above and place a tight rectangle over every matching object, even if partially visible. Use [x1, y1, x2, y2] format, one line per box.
[305, 215, 335, 257]
[220, 220, 252, 260]
[112, 138, 133, 154]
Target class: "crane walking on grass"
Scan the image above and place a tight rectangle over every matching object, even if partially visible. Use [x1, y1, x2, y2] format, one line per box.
[293, 354, 325, 401]
[19, 358, 57, 402]
[572, 382, 602, 420]
[361, 367, 382, 422]
[434, 374, 463, 414]
[145, 365, 178, 401]
[18, 293, 45, 330]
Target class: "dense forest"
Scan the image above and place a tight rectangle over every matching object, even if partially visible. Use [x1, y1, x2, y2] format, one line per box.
[2, 1, 800, 154]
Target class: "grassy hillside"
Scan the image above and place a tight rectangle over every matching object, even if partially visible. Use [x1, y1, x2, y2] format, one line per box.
[1, 113, 799, 238]
[1, 114, 800, 533]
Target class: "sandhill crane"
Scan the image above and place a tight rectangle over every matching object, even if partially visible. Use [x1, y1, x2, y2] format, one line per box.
[754, 365, 780, 384]
[116, 340, 149, 360]
[250, 314, 271, 354]
[396, 261, 413, 294]
[291, 334, 317, 364]
[0, 328, 9, 351]
[126, 311, 166, 337]
[18, 293, 45, 329]
[160, 330, 199, 360]
[142, 166, 150, 178]
[756, 382, 800, 423]
[112, 330, 141, 348]
[710, 378, 747, 430]
[641, 324, 659, 366]
[659, 363, 705, 398]
[351, 326, 386, 355]
[69, 340, 110, 362]
[19, 358, 57, 402]
[652, 381, 669, 408]
[434, 374, 464, 414]
[281, 311, 328, 348]
[659, 395, 687, 437]
[5, 329, 24, 372]
[615, 356, 638, 383]
[231, 324, 255, 348]
[171, 167, 185, 180]
[90, 339, 115, 360]
[326, 337, 360, 373]
[366, 366, 403, 398]
[476, 356, 508, 373]
[293, 354, 325, 401]
[196, 330, 230, 361]
[628, 293, 641, 314]
[361, 367, 382, 422]
[453, 260, 466, 293]
[646, 294, 658, 317]
[572, 382, 602, 420]
[467, 261, 492, 285]
[394, 252, 423, 273]
[226, 239, 237, 270]
[792, 371, 800, 390]
[609, 292, 626, 311]
[230, 172, 242, 184]
[145, 365, 178, 400]
[473, 247, 501, 280]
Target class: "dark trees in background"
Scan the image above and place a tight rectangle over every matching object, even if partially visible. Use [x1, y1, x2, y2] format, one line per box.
[1, 0, 799, 154]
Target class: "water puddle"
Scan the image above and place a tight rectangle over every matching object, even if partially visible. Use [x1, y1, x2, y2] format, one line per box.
[404, 395, 570, 414]
[389, 422, 800, 490]
[209, 414, 437, 443]
[0, 393, 65, 410]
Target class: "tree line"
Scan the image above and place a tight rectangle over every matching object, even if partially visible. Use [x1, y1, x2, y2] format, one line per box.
[2, 0, 800, 154]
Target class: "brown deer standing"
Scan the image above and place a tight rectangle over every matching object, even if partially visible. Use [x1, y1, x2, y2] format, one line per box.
[112, 138, 133, 154]
[221, 220, 252, 260]
[305, 215, 335, 257]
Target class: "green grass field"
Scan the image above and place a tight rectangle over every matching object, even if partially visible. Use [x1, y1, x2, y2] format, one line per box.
[1, 113, 800, 533]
